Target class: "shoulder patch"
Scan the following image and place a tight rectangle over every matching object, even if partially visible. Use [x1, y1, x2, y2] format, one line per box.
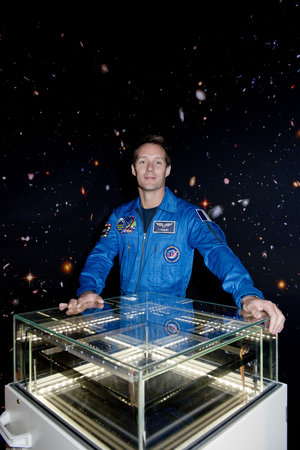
[196, 209, 211, 222]
[101, 223, 111, 238]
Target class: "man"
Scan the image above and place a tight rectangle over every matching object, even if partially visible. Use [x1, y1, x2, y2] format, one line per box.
[59, 135, 285, 334]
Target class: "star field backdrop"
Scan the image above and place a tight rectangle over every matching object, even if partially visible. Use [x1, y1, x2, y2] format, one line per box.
[0, 3, 299, 446]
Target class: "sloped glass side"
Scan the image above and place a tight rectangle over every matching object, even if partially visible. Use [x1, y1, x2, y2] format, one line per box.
[13, 293, 278, 449]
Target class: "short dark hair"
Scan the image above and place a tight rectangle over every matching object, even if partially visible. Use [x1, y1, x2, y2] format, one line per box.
[132, 134, 172, 167]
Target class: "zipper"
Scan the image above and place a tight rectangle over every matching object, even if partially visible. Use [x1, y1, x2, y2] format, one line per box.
[134, 206, 158, 293]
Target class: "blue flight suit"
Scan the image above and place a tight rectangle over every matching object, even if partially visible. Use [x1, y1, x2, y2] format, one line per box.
[77, 187, 263, 308]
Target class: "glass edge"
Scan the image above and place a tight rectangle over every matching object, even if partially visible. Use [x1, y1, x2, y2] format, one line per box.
[13, 314, 140, 372]
[141, 318, 270, 373]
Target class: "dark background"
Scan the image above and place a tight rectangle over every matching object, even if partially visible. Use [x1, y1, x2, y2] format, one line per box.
[0, 3, 299, 447]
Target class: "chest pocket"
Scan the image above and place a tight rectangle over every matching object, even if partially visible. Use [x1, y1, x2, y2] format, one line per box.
[151, 233, 184, 286]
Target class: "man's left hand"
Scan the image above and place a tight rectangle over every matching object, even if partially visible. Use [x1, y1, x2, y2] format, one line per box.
[241, 296, 285, 334]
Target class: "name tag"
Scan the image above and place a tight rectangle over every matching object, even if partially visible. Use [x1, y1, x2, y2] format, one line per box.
[153, 221, 176, 234]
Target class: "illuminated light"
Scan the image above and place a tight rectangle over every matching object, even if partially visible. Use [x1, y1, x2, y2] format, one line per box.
[277, 280, 286, 290]
[45, 171, 50, 176]
[292, 180, 300, 188]
[81, 186, 86, 196]
[24, 272, 36, 285]
[224, 178, 230, 184]
[189, 176, 196, 187]
[290, 84, 295, 89]
[33, 90, 39, 96]
[200, 198, 209, 208]
[90, 213, 94, 221]
[61, 261, 73, 274]
[296, 129, 300, 138]
[27, 173, 34, 180]
[94, 160, 99, 166]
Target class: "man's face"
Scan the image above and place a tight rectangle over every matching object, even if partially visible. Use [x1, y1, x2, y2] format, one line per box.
[131, 143, 171, 192]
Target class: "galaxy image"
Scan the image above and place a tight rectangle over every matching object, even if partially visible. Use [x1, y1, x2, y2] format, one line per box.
[0, 3, 299, 446]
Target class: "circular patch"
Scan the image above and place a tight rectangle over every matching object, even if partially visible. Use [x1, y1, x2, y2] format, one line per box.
[164, 319, 180, 336]
[117, 216, 136, 234]
[164, 246, 180, 263]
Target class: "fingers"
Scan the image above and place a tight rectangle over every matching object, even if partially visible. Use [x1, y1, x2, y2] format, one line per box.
[260, 301, 285, 334]
[59, 294, 104, 315]
[59, 302, 68, 311]
[67, 298, 83, 314]
[242, 297, 285, 334]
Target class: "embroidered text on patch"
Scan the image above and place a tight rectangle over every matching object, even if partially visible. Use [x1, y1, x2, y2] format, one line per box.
[153, 221, 176, 234]
[117, 216, 137, 234]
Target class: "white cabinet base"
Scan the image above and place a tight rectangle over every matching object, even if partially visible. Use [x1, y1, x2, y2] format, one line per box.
[1, 383, 287, 450]
[194, 383, 287, 450]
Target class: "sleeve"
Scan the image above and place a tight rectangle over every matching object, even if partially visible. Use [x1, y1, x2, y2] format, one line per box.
[187, 209, 264, 308]
[77, 209, 120, 297]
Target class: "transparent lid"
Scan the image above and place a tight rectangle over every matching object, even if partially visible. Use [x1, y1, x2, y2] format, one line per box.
[14, 292, 269, 371]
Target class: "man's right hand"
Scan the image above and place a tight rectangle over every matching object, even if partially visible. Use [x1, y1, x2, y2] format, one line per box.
[59, 292, 104, 315]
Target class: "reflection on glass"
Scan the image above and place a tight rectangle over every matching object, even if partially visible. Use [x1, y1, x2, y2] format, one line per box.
[14, 293, 277, 449]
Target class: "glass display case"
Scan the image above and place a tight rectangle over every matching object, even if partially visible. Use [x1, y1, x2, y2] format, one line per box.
[13, 292, 278, 449]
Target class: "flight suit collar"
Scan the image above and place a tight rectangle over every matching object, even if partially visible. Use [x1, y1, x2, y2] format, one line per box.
[134, 187, 177, 213]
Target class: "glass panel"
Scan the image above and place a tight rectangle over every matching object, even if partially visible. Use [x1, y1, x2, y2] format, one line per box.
[14, 293, 277, 449]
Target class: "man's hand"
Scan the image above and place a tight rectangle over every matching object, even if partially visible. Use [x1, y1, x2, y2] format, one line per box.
[241, 295, 285, 334]
[59, 291, 104, 315]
